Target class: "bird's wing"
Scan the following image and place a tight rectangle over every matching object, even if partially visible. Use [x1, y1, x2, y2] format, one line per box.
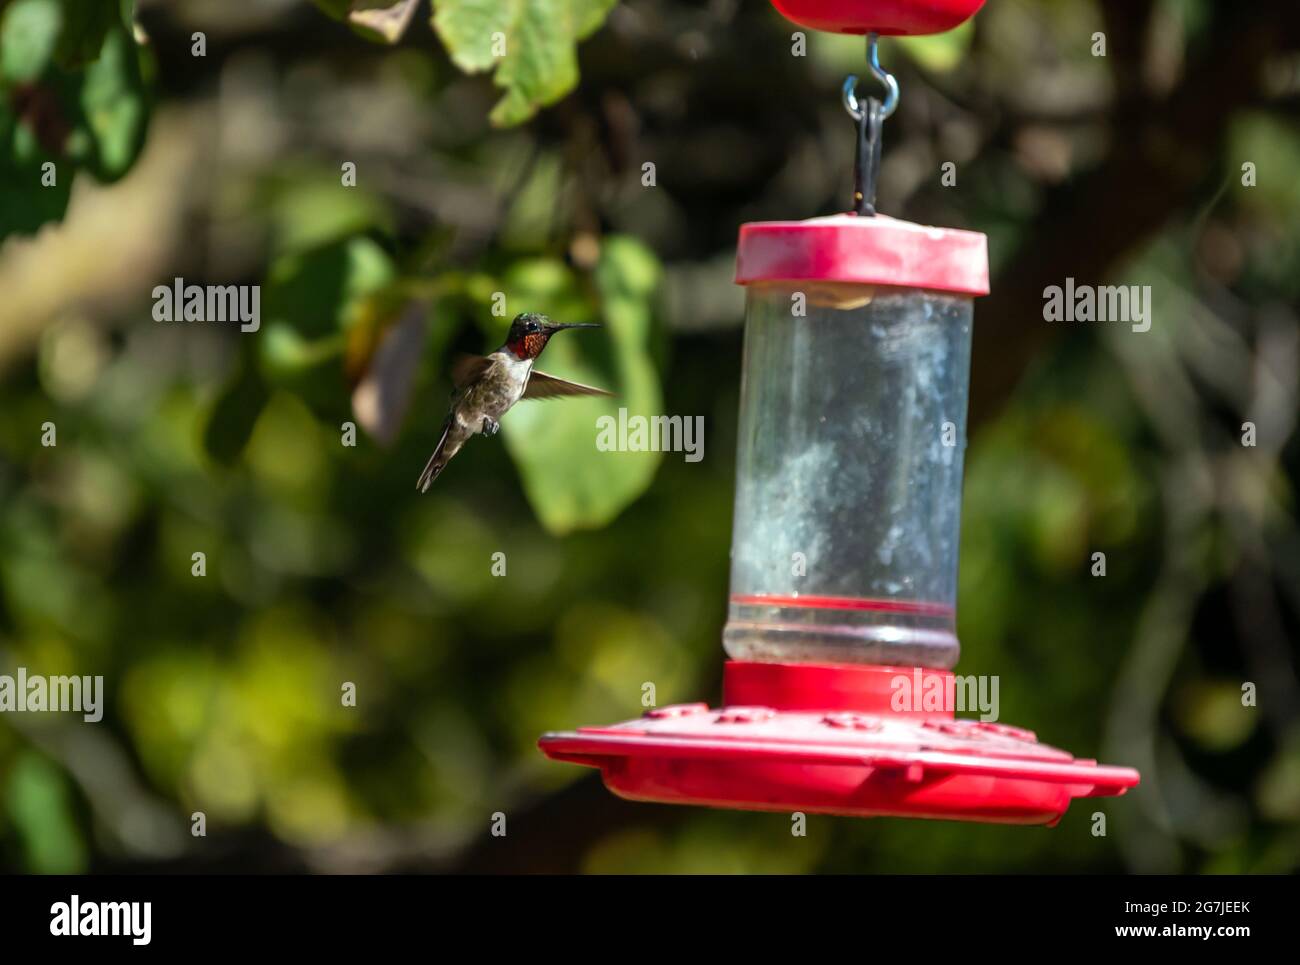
[450, 353, 494, 389]
[523, 370, 614, 400]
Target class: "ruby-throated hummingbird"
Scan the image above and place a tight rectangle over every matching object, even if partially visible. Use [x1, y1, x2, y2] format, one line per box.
[416, 312, 611, 491]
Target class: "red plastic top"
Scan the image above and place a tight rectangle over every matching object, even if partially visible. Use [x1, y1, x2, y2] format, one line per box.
[770, 0, 986, 36]
[735, 214, 990, 296]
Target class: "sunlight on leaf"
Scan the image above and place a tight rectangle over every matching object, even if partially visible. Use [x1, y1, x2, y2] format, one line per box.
[432, 0, 617, 126]
[6, 752, 87, 873]
[0, 0, 62, 83]
[896, 19, 974, 73]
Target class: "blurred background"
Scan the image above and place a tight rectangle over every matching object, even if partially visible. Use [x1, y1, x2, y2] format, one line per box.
[0, 0, 1297, 874]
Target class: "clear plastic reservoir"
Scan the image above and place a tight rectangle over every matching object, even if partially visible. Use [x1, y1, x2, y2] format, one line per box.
[724, 281, 974, 669]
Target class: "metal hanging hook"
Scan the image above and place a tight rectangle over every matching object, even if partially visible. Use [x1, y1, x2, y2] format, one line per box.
[842, 33, 899, 122]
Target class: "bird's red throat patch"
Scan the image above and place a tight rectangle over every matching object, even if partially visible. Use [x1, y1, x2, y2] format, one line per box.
[509, 332, 549, 359]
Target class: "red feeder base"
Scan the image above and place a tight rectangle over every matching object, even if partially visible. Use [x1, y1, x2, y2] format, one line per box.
[538, 662, 1139, 825]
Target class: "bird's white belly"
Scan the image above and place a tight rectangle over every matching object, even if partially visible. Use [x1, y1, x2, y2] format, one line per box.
[454, 352, 533, 434]
[499, 354, 533, 408]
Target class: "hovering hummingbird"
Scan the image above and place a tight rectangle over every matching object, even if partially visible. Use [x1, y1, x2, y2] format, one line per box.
[416, 312, 611, 491]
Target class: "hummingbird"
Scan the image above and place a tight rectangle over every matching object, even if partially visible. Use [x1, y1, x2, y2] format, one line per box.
[416, 312, 611, 491]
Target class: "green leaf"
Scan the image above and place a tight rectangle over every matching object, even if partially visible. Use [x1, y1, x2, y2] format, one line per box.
[894, 19, 973, 74]
[6, 752, 87, 874]
[502, 236, 663, 533]
[572, 0, 615, 39]
[313, 0, 355, 19]
[1, 0, 63, 83]
[263, 236, 398, 344]
[431, 0, 511, 73]
[258, 236, 397, 419]
[204, 357, 272, 465]
[262, 171, 392, 256]
[431, 0, 617, 127]
[54, 0, 131, 70]
[0, 103, 74, 233]
[1231, 112, 1300, 215]
[79, 23, 146, 178]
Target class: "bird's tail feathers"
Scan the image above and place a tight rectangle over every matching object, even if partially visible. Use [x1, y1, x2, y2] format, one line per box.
[417, 418, 455, 492]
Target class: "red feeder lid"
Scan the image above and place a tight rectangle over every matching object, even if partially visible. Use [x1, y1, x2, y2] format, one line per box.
[736, 214, 990, 296]
[770, 0, 987, 36]
[539, 662, 1139, 825]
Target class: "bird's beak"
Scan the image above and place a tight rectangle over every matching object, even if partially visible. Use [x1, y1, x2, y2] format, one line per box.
[544, 322, 601, 332]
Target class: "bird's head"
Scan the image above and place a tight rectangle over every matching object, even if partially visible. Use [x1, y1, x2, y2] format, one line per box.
[505, 313, 600, 360]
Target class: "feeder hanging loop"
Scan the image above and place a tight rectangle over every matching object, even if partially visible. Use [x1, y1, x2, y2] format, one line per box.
[844, 34, 896, 216]
[853, 96, 883, 217]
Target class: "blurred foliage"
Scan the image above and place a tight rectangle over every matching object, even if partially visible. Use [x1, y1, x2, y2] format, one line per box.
[0, 0, 147, 236]
[0, 0, 1297, 875]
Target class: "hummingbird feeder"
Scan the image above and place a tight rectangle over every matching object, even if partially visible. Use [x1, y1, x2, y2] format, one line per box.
[539, 0, 1139, 825]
